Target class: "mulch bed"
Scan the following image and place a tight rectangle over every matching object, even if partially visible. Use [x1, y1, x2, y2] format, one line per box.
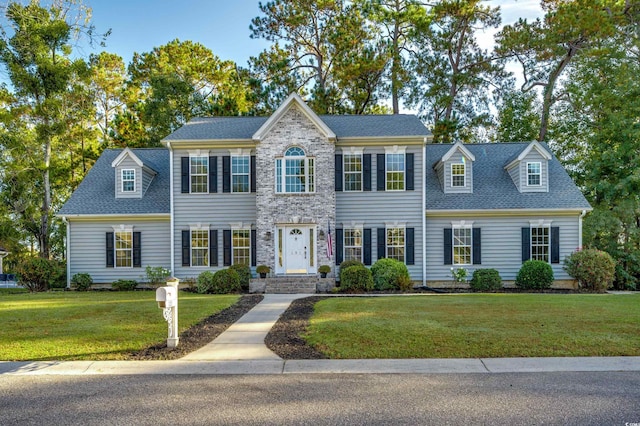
[128, 294, 263, 360]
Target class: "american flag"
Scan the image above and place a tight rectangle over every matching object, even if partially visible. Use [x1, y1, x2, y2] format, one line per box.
[326, 220, 333, 259]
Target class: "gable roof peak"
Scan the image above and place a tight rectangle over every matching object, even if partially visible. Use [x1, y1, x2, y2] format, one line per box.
[111, 147, 143, 168]
[441, 141, 476, 163]
[504, 141, 552, 169]
[252, 92, 337, 142]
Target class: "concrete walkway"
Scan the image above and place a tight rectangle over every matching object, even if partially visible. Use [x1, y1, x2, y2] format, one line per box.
[181, 293, 312, 361]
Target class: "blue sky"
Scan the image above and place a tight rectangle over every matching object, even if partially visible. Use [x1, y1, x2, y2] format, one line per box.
[83, 0, 542, 67]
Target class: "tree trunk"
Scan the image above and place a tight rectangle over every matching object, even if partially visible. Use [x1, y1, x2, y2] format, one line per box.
[40, 130, 51, 259]
[391, 18, 401, 114]
[538, 47, 577, 141]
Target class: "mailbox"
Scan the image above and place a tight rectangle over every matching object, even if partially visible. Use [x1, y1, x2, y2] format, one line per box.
[156, 286, 177, 308]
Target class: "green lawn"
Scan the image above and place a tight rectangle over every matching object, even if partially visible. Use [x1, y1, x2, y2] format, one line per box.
[305, 294, 640, 359]
[0, 291, 238, 361]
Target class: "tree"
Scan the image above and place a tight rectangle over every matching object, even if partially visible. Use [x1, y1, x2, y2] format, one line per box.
[89, 51, 126, 146]
[494, 89, 540, 142]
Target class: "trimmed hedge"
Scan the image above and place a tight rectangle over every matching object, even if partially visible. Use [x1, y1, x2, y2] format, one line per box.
[515, 260, 554, 290]
[229, 264, 252, 291]
[564, 249, 616, 292]
[340, 264, 374, 292]
[197, 269, 241, 294]
[469, 269, 502, 292]
[370, 258, 410, 291]
[71, 273, 93, 291]
[339, 259, 364, 283]
[112, 279, 137, 291]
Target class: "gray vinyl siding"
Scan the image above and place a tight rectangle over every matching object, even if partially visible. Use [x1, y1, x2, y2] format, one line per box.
[336, 146, 423, 280]
[115, 157, 141, 199]
[519, 150, 549, 192]
[442, 151, 473, 194]
[172, 149, 257, 279]
[507, 164, 521, 192]
[68, 219, 170, 283]
[425, 215, 580, 281]
[435, 162, 445, 191]
[142, 169, 154, 195]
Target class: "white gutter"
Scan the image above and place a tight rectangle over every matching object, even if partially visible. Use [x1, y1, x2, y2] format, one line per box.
[168, 142, 175, 276]
[578, 209, 586, 249]
[62, 216, 70, 288]
[422, 137, 427, 287]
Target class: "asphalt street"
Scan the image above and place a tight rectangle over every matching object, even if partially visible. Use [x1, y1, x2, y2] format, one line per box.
[1, 372, 639, 425]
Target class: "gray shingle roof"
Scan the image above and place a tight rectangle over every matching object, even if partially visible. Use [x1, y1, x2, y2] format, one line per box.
[425, 142, 592, 211]
[58, 149, 170, 216]
[163, 114, 430, 141]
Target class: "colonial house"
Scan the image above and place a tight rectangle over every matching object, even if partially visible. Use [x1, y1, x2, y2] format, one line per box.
[58, 93, 591, 291]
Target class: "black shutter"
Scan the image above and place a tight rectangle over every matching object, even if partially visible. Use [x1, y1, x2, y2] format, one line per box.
[223, 230, 231, 266]
[376, 153, 385, 191]
[406, 227, 415, 265]
[335, 154, 343, 191]
[444, 228, 453, 265]
[363, 228, 372, 265]
[106, 232, 114, 267]
[250, 155, 256, 192]
[363, 154, 371, 191]
[406, 153, 414, 191]
[472, 228, 481, 265]
[377, 227, 386, 259]
[222, 156, 231, 193]
[133, 232, 141, 267]
[551, 226, 560, 264]
[251, 229, 257, 267]
[209, 156, 217, 193]
[336, 228, 343, 265]
[522, 227, 530, 262]
[210, 230, 218, 266]
[181, 157, 189, 193]
[182, 230, 190, 266]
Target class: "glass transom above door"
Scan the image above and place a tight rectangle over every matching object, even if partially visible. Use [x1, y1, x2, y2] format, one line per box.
[275, 226, 316, 274]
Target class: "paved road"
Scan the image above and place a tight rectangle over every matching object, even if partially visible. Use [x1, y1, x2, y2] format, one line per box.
[1, 372, 639, 425]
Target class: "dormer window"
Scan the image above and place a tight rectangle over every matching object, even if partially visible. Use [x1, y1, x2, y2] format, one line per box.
[121, 169, 135, 192]
[451, 163, 465, 187]
[527, 162, 541, 186]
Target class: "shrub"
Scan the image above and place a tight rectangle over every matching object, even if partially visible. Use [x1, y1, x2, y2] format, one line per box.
[197, 269, 241, 294]
[112, 279, 138, 291]
[318, 265, 331, 274]
[14, 257, 64, 292]
[470, 269, 502, 292]
[340, 264, 374, 292]
[397, 275, 414, 292]
[515, 260, 554, 290]
[145, 266, 171, 288]
[564, 249, 616, 293]
[370, 258, 410, 291]
[339, 259, 364, 282]
[71, 273, 93, 291]
[230, 264, 251, 291]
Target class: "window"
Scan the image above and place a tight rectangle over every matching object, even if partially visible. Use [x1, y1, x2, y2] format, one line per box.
[232, 229, 250, 265]
[344, 154, 362, 191]
[191, 230, 209, 267]
[115, 231, 132, 268]
[190, 156, 208, 193]
[453, 227, 472, 265]
[527, 162, 541, 186]
[386, 153, 405, 191]
[531, 226, 549, 262]
[231, 156, 250, 193]
[451, 163, 465, 187]
[276, 147, 315, 193]
[344, 228, 363, 261]
[121, 169, 135, 192]
[386, 227, 405, 262]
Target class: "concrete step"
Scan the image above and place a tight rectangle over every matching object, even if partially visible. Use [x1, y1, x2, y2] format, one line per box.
[249, 277, 335, 294]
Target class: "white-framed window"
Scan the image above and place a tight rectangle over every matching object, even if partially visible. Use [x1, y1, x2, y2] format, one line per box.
[531, 226, 550, 262]
[344, 153, 362, 191]
[191, 229, 209, 267]
[232, 229, 251, 265]
[190, 156, 208, 193]
[115, 230, 133, 268]
[386, 153, 405, 191]
[231, 155, 250, 193]
[121, 169, 135, 192]
[453, 227, 472, 265]
[386, 227, 405, 262]
[527, 162, 541, 186]
[451, 163, 465, 187]
[276, 147, 315, 193]
[344, 228, 363, 261]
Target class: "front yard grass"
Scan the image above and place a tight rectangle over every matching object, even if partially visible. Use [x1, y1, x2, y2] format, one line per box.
[0, 291, 238, 361]
[305, 294, 640, 358]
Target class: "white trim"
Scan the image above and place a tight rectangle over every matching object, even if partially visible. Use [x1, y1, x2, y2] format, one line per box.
[526, 161, 542, 187]
[343, 227, 364, 263]
[168, 143, 175, 277]
[441, 142, 476, 163]
[504, 141, 552, 170]
[451, 220, 473, 228]
[121, 168, 136, 193]
[529, 219, 553, 227]
[231, 227, 252, 266]
[451, 226, 473, 266]
[529, 224, 551, 263]
[111, 147, 143, 168]
[385, 225, 406, 262]
[450, 162, 466, 188]
[188, 154, 209, 194]
[62, 216, 70, 288]
[422, 139, 427, 287]
[230, 154, 251, 193]
[276, 148, 315, 194]
[384, 148, 406, 191]
[112, 227, 134, 269]
[343, 151, 363, 192]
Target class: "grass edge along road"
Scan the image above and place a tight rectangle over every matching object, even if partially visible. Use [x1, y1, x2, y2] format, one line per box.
[305, 294, 640, 359]
[0, 290, 238, 361]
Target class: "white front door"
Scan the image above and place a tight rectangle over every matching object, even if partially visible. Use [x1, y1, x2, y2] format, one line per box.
[285, 228, 307, 273]
[275, 226, 317, 275]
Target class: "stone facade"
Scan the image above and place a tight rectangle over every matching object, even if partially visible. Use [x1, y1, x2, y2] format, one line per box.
[255, 105, 336, 274]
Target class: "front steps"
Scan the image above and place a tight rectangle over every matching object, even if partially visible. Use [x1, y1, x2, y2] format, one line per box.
[249, 276, 335, 294]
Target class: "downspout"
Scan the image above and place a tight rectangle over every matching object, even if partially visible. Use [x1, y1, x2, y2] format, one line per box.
[62, 216, 70, 289]
[422, 137, 427, 288]
[578, 209, 586, 249]
[168, 142, 175, 276]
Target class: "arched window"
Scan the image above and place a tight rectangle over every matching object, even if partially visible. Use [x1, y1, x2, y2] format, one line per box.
[276, 146, 315, 193]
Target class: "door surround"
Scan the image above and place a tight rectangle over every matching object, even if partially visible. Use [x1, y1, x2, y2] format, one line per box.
[274, 225, 317, 275]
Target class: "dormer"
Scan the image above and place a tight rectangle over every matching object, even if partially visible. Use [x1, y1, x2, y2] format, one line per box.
[111, 148, 157, 199]
[504, 141, 552, 193]
[433, 142, 475, 194]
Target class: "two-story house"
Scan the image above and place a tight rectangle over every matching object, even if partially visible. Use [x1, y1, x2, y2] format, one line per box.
[59, 93, 591, 290]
